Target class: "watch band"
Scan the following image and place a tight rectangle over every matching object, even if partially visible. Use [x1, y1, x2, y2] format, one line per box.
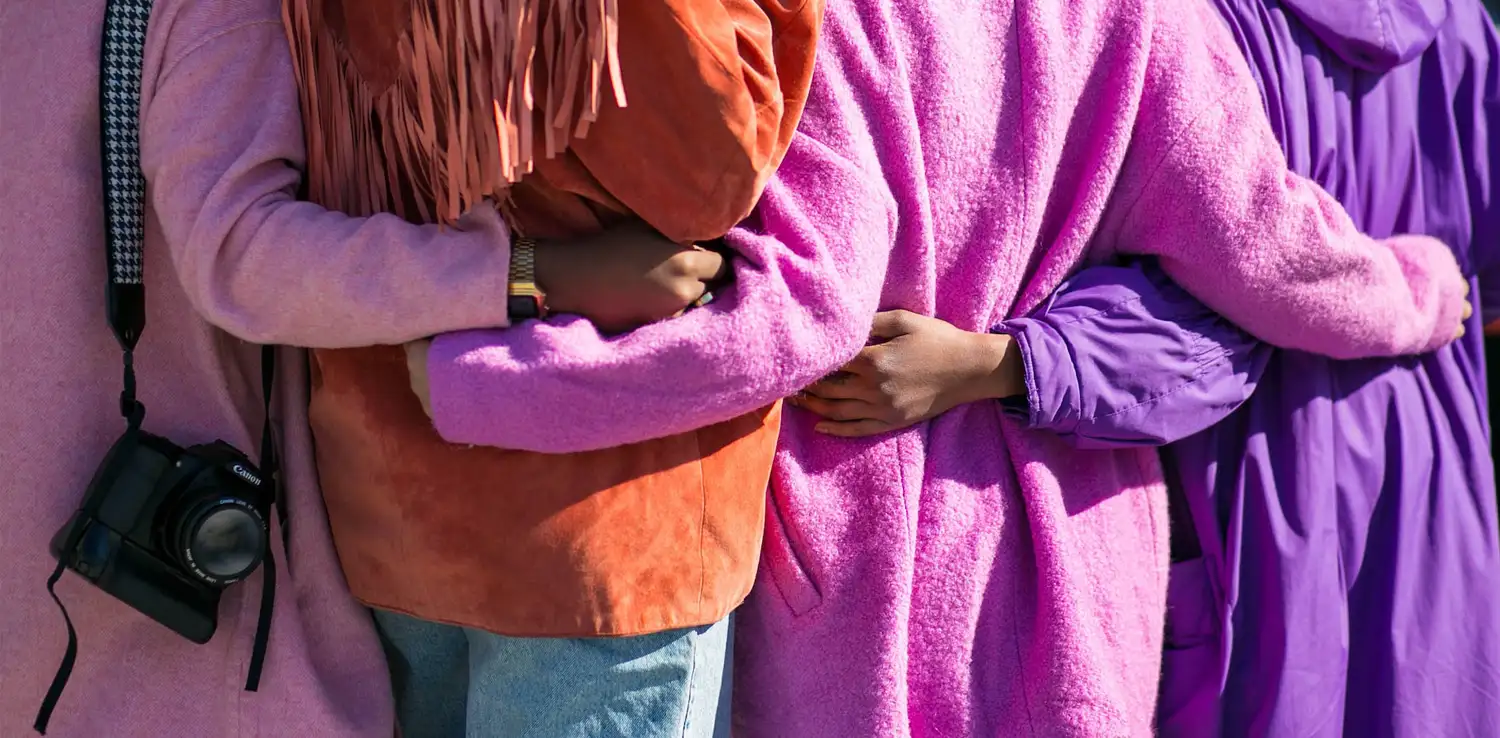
[508, 236, 546, 321]
[509, 236, 536, 283]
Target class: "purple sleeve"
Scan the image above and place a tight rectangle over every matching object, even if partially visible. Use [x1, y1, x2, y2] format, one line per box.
[997, 262, 1270, 450]
[140, 21, 514, 348]
[425, 133, 898, 453]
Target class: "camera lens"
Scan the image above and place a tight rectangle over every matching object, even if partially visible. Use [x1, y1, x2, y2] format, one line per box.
[171, 499, 267, 584]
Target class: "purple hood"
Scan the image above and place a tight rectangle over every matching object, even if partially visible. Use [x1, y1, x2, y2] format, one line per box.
[1281, 0, 1449, 70]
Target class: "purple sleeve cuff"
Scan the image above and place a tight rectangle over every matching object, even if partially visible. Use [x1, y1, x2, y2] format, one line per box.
[995, 315, 1083, 435]
[993, 262, 1268, 449]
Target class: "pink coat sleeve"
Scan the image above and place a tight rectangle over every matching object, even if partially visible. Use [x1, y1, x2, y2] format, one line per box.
[1103, 0, 1467, 359]
[425, 133, 896, 453]
[139, 19, 513, 348]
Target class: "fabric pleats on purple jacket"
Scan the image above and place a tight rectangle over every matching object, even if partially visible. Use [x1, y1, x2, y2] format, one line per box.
[999, 1, 1500, 735]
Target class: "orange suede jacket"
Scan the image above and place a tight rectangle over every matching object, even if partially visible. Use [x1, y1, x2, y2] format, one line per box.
[284, 0, 822, 636]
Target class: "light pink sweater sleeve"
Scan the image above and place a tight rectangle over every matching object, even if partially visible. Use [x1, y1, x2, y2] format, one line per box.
[1104, 0, 1467, 359]
[139, 19, 513, 348]
[426, 134, 896, 453]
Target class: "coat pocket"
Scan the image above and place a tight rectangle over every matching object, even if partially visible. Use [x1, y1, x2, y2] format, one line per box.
[760, 484, 823, 616]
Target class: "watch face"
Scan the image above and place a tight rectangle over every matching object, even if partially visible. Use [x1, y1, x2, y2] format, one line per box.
[508, 294, 542, 321]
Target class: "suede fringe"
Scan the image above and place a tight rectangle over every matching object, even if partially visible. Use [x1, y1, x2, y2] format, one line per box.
[282, 0, 626, 223]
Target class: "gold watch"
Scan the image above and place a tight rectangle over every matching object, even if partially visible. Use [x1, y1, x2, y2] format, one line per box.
[507, 236, 547, 321]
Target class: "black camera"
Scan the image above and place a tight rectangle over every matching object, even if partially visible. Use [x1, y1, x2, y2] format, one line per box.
[49, 430, 272, 644]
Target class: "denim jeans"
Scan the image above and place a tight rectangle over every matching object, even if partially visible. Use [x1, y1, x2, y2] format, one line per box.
[373, 610, 733, 738]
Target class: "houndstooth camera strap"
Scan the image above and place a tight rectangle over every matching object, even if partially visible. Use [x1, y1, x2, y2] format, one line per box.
[100, 0, 151, 374]
[101, 0, 149, 290]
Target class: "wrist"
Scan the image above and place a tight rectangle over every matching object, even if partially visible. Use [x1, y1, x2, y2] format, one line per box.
[532, 237, 586, 315]
[531, 238, 558, 294]
[964, 331, 1024, 402]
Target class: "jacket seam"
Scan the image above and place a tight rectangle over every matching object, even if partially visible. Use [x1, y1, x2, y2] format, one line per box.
[1044, 296, 1149, 329]
[1112, 86, 1237, 241]
[157, 20, 283, 87]
[1090, 347, 1232, 423]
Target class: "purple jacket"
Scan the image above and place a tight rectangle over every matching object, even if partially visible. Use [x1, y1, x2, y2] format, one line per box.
[1000, 1, 1500, 735]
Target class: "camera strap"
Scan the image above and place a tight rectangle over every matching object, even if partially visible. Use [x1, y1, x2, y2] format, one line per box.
[34, 0, 280, 731]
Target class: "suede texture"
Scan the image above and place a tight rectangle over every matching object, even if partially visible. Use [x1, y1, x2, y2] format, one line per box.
[305, 0, 820, 636]
[313, 345, 781, 636]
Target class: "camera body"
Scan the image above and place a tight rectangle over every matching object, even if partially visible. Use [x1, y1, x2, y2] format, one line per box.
[50, 430, 271, 644]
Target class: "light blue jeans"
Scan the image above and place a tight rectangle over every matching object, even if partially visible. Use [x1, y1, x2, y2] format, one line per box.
[372, 610, 732, 738]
